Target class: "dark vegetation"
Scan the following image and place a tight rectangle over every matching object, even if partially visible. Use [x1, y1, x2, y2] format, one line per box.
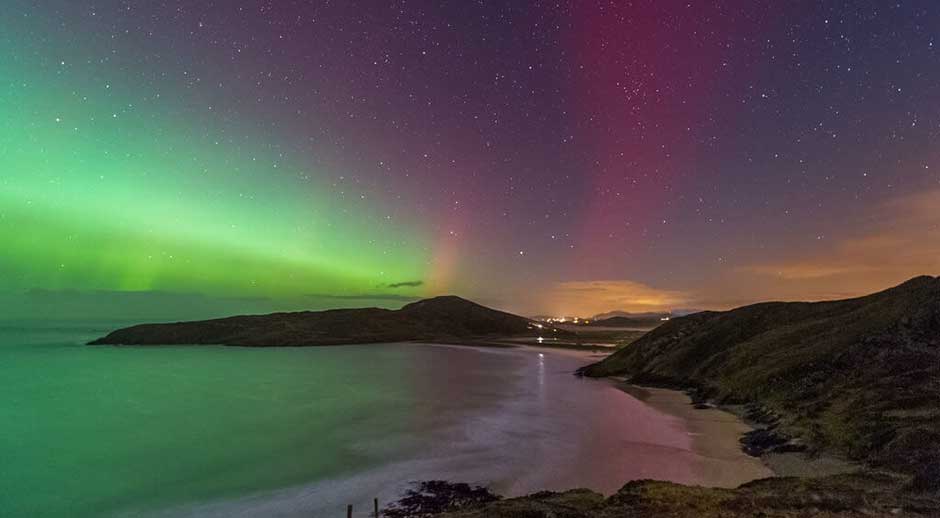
[88, 296, 555, 346]
[408, 473, 935, 517]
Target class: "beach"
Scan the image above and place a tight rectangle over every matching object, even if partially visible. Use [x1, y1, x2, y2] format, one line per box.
[617, 384, 773, 486]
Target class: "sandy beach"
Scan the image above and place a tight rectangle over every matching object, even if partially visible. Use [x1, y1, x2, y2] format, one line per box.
[618, 383, 861, 484]
[617, 384, 774, 487]
[508, 346, 775, 488]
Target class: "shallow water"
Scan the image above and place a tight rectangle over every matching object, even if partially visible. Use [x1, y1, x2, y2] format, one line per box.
[1, 322, 747, 517]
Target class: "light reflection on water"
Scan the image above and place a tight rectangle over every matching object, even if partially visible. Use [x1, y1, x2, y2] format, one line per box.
[147, 344, 701, 518]
[1, 325, 745, 518]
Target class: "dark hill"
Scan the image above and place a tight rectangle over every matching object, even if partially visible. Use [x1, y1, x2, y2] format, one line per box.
[589, 315, 666, 329]
[88, 296, 540, 346]
[578, 276, 940, 484]
[592, 310, 668, 320]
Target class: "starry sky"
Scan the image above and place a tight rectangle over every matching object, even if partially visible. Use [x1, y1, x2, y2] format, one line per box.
[2, 1, 939, 318]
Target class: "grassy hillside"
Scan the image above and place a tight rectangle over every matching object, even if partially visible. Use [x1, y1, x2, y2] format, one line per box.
[578, 276, 940, 484]
[435, 473, 935, 517]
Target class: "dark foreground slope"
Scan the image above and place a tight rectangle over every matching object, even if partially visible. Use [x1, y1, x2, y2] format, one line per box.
[578, 276, 940, 484]
[432, 474, 936, 517]
[89, 296, 540, 346]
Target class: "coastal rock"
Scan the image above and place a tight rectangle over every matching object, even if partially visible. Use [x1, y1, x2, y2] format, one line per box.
[383, 481, 500, 518]
[911, 461, 940, 493]
[740, 428, 790, 457]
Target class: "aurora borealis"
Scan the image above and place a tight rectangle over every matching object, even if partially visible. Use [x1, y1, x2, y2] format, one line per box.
[2, 1, 940, 317]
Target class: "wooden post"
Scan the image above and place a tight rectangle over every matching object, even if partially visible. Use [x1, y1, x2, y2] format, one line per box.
[374, 498, 379, 517]
[347, 504, 352, 518]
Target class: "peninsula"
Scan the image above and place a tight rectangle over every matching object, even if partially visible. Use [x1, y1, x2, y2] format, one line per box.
[88, 296, 552, 346]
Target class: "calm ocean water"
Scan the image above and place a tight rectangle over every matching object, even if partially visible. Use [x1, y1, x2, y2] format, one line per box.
[1, 322, 709, 518]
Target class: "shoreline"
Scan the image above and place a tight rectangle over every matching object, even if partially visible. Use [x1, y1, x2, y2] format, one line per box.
[86, 333, 861, 486]
[615, 381, 859, 480]
[482, 344, 778, 488]
[431, 343, 778, 488]
[615, 383, 773, 487]
[473, 343, 804, 486]
[428, 337, 618, 353]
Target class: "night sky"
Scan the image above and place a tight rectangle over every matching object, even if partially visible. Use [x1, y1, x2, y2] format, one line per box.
[2, 1, 939, 317]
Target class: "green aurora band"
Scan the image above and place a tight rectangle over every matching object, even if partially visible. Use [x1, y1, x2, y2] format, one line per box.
[0, 16, 430, 305]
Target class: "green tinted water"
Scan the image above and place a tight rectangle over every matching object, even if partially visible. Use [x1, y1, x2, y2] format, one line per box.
[1, 322, 750, 518]
[0, 322, 422, 517]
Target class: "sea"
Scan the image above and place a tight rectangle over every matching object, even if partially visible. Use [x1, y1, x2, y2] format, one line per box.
[1, 320, 738, 517]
